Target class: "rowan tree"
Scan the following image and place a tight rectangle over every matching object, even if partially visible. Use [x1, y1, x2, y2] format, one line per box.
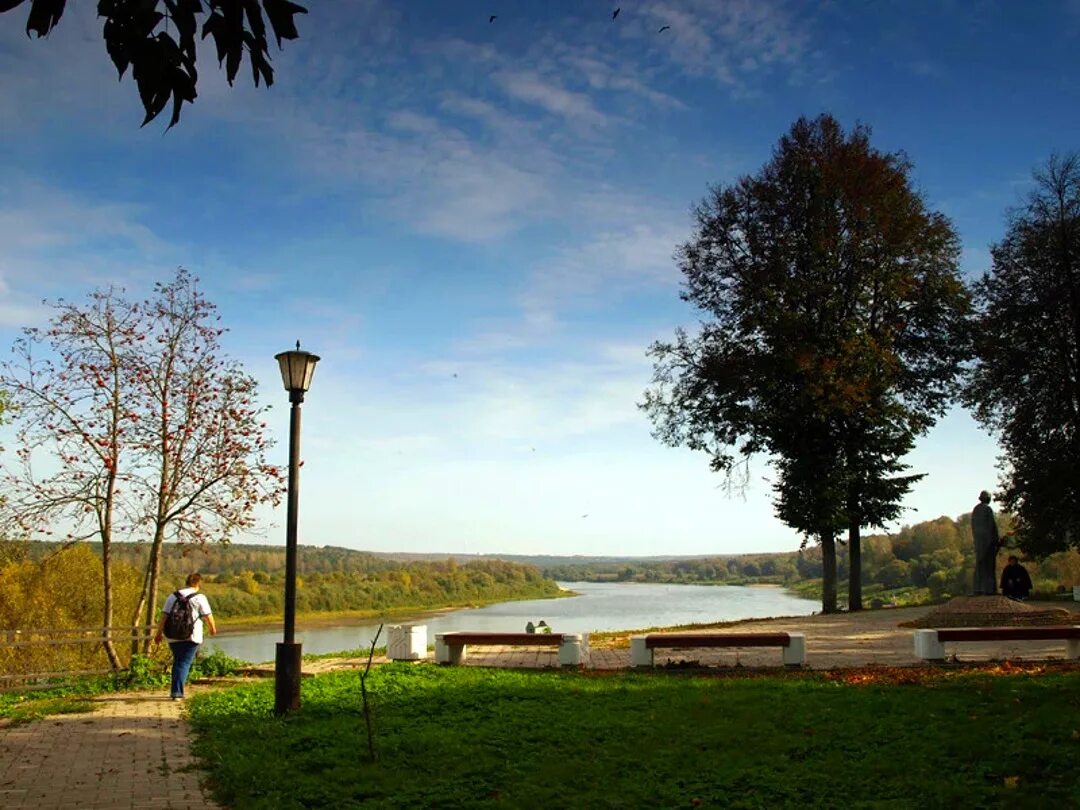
[966, 154, 1080, 557]
[0, 0, 307, 127]
[0, 288, 143, 667]
[125, 270, 283, 649]
[0, 269, 281, 663]
[642, 114, 970, 613]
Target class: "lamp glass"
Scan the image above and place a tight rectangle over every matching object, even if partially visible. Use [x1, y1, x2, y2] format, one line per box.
[275, 350, 320, 393]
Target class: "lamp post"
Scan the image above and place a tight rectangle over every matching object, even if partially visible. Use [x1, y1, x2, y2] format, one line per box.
[273, 341, 320, 716]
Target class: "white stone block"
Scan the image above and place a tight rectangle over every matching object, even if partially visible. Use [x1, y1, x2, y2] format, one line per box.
[387, 625, 428, 661]
[630, 636, 652, 667]
[782, 633, 806, 666]
[558, 634, 584, 666]
[1067, 629, 1079, 660]
[913, 629, 945, 661]
[1074, 585, 1080, 602]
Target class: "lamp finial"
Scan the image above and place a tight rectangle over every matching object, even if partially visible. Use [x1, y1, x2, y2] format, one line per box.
[296, 340, 301, 351]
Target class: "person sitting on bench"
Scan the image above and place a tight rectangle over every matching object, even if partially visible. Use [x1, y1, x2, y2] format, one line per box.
[1000, 555, 1033, 600]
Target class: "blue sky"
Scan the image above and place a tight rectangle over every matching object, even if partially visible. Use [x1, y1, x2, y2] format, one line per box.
[1, 1, 1078, 556]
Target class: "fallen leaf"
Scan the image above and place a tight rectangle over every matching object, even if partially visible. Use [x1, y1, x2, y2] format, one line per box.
[1004, 776, 1020, 789]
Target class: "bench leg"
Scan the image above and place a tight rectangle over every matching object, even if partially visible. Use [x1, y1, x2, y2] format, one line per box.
[914, 630, 945, 661]
[435, 636, 466, 665]
[630, 636, 652, 667]
[1067, 637, 1079, 661]
[559, 634, 584, 667]
[782, 633, 806, 666]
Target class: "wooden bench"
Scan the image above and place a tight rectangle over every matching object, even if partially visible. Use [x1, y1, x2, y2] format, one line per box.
[435, 632, 587, 666]
[630, 632, 806, 668]
[914, 626, 1080, 661]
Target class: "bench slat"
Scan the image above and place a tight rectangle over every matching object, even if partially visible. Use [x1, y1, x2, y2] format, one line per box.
[937, 626, 1080, 643]
[439, 633, 565, 646]
[644, 632, 791, 649]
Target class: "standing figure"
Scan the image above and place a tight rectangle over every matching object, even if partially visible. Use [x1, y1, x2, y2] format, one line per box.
[154, 572, 216, 700]
[971, 491, 1001, 595]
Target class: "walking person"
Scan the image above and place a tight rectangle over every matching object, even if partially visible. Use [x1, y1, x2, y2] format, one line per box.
[153, 573, 216, 700]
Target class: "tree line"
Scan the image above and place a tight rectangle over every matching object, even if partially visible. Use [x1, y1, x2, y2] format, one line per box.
[541, 513, 1080, 605]
[644, 115, 1080, 612]
[0, 540, 558, 678]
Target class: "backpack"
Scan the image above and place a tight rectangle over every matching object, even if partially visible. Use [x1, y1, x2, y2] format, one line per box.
[163, 590, 197, 640]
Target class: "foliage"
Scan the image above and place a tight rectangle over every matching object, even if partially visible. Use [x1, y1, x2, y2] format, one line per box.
[0, 544, 144, 680]
[966, 154, 1080, 558]
[0, 0, 307, 127]
[188, 664, 1080, 808]
[643, 114, 971, 614]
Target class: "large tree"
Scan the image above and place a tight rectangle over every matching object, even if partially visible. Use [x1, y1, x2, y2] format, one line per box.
[643, 115, 970, 612]
[126, 270, 282, 651]
[0, 270, 280, 664]
[966, 154, 1080, 557]
[0, 0, 307, 127]
[0, 288, 143, 667]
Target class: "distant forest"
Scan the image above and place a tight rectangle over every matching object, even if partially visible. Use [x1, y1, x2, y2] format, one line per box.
[540, 513, 1080, 606]
[5, 512, 1078, 630]
[2, 542, 561, 623]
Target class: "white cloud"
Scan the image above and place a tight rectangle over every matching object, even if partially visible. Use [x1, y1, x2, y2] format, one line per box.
[493, 70, 609, 129]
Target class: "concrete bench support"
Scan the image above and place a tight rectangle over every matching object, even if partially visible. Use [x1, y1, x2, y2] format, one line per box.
[630, 632, 806, 668]
[435, 632, 587, 666]
[387, 625, 428, 661]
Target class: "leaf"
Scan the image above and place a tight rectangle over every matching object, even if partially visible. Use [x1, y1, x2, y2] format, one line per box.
[262, 0, 306, 48]
[1003, 776, 1020, 789]
[25, 0, 66, 37]
[0, 0, 28, 13]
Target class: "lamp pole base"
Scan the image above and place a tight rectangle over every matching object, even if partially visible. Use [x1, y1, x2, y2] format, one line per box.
[274, 641, 303, 716]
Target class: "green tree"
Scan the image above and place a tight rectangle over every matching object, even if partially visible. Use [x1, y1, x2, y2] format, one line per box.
[966, 154, 1080, 557]
[1, 0, 307, 127]
[643, 114, 970, 613]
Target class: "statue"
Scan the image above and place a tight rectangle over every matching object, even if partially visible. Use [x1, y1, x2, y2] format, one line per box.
[971, 490, 1001, 595]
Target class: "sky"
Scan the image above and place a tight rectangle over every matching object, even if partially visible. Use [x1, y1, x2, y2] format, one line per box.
[1, 1, 1079, 557]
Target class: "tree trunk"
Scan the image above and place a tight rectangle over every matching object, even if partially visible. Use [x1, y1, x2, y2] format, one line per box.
[131, 526, 167, 654]
[847, 522, 862, 611]
[142, 528, 166, 654]
[100, 519, 122, 670]
[820, 532, 838, 613]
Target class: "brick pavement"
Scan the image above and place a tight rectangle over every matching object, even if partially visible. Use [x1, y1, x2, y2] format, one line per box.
[0, 693, 218, 810]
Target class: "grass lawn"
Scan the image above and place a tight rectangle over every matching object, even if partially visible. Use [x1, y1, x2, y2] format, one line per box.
[188, 663, 1080, 809]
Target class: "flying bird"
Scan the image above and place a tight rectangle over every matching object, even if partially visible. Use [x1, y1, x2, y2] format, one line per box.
[489, 15, 497, 23]
[612, 8, 620, 20]
[581, 514, 589, 518]
[658, 25, 671, 33]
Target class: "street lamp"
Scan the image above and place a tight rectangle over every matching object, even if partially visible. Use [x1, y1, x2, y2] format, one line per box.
[273, 341, 320, 716]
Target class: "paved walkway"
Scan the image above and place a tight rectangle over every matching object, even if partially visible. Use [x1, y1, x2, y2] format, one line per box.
[0, 693, 219, 810]
[3, 601, 1076, 808]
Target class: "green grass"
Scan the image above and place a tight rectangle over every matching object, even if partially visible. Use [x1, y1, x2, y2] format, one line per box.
[188, 664, 1080, 809]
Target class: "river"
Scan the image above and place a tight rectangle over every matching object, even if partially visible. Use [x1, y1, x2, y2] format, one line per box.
[204, 581, 819, 663]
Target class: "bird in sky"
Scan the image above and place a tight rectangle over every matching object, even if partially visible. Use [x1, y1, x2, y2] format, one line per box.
[658, 25, 671, 33]
[612, 8, 620, 20]
[489, 15, 497, 23]
[581, 514, 589, 518]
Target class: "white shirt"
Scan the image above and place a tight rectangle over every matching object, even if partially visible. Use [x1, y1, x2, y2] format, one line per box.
[161, 587, 213, 644]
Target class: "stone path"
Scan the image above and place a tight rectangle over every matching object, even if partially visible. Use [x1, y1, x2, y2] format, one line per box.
[2, 600, 1076, 808]
[0, 693, 219, 810]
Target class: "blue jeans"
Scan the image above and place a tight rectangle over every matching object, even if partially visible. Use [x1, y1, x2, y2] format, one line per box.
[168, 641, 200, 698]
